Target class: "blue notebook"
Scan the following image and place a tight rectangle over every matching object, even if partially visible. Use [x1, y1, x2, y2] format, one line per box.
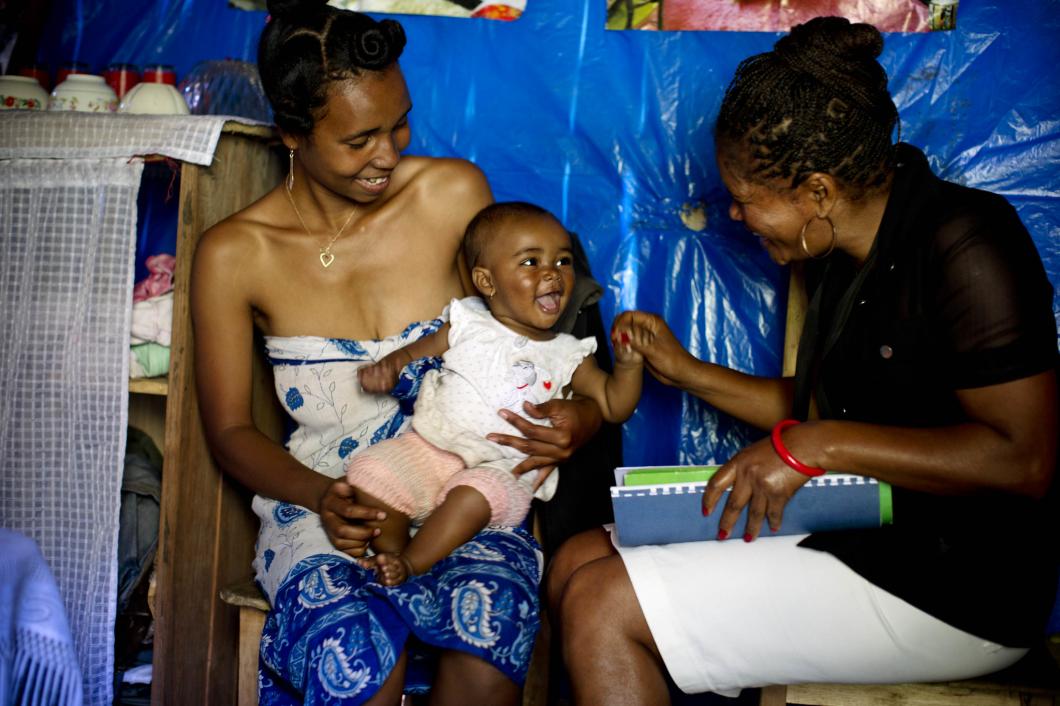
[610, 465, 892, 547]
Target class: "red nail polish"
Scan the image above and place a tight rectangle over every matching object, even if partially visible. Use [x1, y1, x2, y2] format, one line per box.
[743, 533, 753, 543]
[717, 529, 729, 540]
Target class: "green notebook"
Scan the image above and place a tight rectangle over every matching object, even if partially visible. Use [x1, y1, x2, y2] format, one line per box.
[622, 465, 719, 486]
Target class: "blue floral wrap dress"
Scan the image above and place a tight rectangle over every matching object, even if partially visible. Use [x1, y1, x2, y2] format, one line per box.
[253, 315, 542, 704]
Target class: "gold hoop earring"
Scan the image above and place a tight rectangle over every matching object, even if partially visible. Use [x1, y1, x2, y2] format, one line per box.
[287, 148, 295, 192]
[799, 214, 838, 259]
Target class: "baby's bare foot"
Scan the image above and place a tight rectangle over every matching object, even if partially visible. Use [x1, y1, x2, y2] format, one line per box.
[368, 552, 414, 586]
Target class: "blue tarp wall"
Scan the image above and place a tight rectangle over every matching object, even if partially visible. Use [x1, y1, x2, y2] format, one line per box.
[37, 0, 1060, 468]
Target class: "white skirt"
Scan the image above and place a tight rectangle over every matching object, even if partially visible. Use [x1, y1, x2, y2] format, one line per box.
[613, 529, 1027, 697]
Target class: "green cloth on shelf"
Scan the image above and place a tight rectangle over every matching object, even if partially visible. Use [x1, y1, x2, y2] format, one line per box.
[130, 342, 170, 378]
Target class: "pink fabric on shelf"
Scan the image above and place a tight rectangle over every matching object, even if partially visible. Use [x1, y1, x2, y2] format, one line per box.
[132, 253, 176, 303]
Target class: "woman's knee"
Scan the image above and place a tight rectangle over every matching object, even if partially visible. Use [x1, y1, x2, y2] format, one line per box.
[545, 527, 615, 614]
[432, 649, 520, 706]
[559, 554, 662, 685]
[558, 554, 635, 637]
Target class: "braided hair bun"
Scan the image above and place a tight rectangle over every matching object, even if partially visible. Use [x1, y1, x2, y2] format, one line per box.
[259, 0, 406, 135]
[716, 16, 898, 195]
[775, 17, 891, 118]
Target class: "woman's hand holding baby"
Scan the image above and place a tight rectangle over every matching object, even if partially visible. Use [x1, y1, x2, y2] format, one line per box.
[318, 479, 385, 557]
[492, 398, 604, 490]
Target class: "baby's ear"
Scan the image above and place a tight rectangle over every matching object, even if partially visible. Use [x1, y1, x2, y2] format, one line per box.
[472, 266, 495, 298]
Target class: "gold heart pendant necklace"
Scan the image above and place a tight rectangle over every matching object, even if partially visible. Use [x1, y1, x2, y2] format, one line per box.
[284, 183, 358, 269]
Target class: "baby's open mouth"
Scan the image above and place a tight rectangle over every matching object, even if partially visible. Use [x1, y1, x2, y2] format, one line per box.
[536, 291, 563, 314]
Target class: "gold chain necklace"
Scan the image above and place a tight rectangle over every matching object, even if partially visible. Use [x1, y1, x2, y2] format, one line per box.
[284, 183, 358, 268]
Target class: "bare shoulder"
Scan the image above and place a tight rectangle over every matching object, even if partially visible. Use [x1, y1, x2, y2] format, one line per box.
[194, 192, 276, 268]
[191, 191, 282, 304]
[400, 155, 489, 192]
[396, 156, 492, 224]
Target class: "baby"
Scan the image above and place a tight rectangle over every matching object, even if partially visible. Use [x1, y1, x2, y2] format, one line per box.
[348, 201, 644, 585]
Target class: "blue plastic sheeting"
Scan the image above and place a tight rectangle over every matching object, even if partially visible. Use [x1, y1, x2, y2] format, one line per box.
[36, 0, 1060, 469]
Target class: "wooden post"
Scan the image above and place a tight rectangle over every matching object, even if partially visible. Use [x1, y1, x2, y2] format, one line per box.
[151, 124, 284, 706]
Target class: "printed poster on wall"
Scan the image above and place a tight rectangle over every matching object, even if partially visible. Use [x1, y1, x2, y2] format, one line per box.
[332, 0, 526, 20]
[606, 0, 959, 32]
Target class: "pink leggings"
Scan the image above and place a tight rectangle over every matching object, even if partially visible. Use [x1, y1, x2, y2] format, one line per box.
[344, 431, 532, 526]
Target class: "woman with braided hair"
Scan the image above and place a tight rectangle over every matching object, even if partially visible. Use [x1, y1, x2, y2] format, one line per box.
[191, 0, 603, 703]
[548, 16, 1057, 704]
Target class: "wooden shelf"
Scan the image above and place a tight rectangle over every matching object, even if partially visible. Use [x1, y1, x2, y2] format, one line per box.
[129, 376, 168, 396]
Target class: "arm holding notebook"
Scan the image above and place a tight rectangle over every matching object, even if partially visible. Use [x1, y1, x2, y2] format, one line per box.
[617, 311, 1056, 541]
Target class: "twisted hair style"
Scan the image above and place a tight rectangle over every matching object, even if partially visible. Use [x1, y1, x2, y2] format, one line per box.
[463, 202, 557, 269]
[715, 16, 898, 197]
[259, 0, 406, 136]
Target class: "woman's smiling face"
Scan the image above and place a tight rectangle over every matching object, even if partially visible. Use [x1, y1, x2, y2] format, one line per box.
[295, 64, 412, 204]
[716, 149, 814, 266]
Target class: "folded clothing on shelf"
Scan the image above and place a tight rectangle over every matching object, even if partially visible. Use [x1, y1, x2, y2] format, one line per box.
[130, 290, 172, 347]
[130, 342, 170, 379]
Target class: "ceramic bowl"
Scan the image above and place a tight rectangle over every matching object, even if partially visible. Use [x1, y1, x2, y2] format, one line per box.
[118, 81, 189, 115]
[48, 73, 118, 112]
[0, 75, 49, 110]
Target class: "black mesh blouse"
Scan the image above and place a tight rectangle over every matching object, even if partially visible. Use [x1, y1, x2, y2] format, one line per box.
[793, 144, 1058, 647]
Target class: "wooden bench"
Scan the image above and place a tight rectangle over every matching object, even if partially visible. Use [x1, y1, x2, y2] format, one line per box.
[219, 581, 270, 706]
[758, 637, 1060, 706]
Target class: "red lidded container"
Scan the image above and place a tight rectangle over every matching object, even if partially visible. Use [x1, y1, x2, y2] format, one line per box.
[142, 64, 177, 86]
[16, 64, 51, 91]
[56, 61, 92, 85]
[103, 63, 140, 99]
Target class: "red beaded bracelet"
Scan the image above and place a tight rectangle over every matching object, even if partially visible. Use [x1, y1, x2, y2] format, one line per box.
[770, 419, 826, 477]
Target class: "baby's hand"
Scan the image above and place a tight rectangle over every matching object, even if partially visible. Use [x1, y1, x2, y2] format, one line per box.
[611, 328, 645, 366]
[358, 552, 413, 586]
[358, 350, 411, 393]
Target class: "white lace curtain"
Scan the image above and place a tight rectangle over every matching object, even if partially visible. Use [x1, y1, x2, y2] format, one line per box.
[0, 157, 142, 706]
[0, 111, 240, 706]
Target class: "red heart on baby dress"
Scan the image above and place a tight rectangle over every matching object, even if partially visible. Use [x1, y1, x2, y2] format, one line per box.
[543, 381, 552, 390]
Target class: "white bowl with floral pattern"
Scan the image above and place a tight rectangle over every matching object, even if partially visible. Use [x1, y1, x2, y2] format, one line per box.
[48, 73, 118, 112]
[0, 75, 49, 110]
